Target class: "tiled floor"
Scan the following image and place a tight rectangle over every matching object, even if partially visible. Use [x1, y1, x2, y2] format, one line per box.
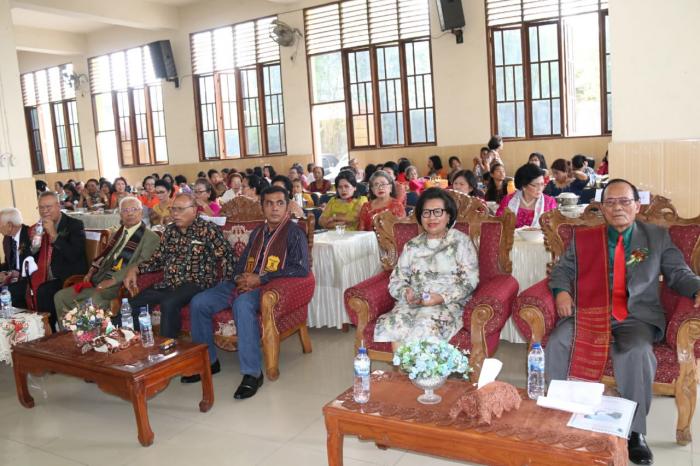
[1, 328, 698, 465]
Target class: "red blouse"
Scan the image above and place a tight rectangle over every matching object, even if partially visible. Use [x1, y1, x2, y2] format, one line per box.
[309, 179, 332, 194]
[358, 198, 405, 231]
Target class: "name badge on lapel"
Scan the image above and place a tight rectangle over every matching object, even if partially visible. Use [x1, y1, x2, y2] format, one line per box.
[265, 255, 280, 273]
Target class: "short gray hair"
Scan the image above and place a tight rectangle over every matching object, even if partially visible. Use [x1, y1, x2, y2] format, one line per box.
[0, 208, 23, 226]
[119, 195, 142, 210]
[38, 191, 60, 203]
[174, 192, 196, 207]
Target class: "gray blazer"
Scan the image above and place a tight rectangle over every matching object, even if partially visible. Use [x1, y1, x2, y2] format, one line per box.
[550, 221, 700, 338]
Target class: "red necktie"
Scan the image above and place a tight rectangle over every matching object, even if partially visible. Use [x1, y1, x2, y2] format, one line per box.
[612, 234, 628, 321]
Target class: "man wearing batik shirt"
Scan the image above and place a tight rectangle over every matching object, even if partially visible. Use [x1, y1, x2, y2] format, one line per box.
[123, 193, 233, 338]
[184, 186, 310, 400]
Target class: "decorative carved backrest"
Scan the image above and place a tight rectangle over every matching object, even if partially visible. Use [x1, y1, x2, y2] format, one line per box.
[539, 204, 606, 268]
[373, 192, 516, 281]
[220, 195, 264, 220]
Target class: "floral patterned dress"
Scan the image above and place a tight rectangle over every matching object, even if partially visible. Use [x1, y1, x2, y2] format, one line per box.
[374, 228, 479, 343]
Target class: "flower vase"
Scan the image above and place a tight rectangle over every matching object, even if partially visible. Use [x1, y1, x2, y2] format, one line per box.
[412, 375, 447, 404]
[72, 326, 100, 347]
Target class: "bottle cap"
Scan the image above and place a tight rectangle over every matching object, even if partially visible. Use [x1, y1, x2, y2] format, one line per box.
[358, 347, 367, 355]
[532, 342, 542, 349]
[122, 298, 128, 303]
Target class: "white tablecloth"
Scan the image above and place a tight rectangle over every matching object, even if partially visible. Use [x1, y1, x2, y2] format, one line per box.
[0, 312, 46, 365]
[501, 236, 551, 343]
[308, 231, 382, 329]
[67, 212, 122, 229]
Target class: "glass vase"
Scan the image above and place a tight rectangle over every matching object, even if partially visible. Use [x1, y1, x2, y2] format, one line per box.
[411, 375, 447, 404]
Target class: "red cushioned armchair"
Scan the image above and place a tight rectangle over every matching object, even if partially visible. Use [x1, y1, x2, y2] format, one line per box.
[344, 191, 518, 382]
[131, 196, 316, 381]
[512, 197, 700, 444]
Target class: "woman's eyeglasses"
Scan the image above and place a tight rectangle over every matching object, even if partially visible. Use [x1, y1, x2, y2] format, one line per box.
[421, 208, 445, 218]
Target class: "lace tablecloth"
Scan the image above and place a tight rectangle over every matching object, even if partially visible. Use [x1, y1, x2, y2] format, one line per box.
[501, 236, 550, 343]
[308, 231, 382, 329]
[67, 212, 122, 229]
[0, 312, 46, 365]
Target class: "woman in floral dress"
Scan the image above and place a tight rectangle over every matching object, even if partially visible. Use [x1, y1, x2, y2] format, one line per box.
[374, 188, 479, 347]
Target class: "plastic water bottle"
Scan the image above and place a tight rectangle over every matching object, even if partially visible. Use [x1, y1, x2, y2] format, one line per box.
[353, 346, 371, 404]
[0, 286, 12, 316]
[527, 342, 546, 400]
[120, 299, 134, 330]
[32, 221, 43, 250]
[138, 306, 154, 347]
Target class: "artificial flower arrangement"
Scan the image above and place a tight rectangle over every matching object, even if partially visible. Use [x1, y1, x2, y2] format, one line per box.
[62, 300, 111, 346]
[393, 339, 471, 404]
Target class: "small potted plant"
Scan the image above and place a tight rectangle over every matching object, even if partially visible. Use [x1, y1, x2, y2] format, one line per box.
[393, 339, 471, 405]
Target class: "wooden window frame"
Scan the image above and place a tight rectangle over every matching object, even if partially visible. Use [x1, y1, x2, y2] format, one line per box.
[486, 7, 611, 140]
[24, 99, 83, 174]
[599, 9, 611, 134]
[107, 85, 167, 167]
[193, 62, 287, 161]
[340, 38, 436, 151]
[25, 107, 45, 174]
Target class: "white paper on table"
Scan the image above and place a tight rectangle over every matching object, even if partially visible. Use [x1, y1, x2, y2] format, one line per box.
[536, 380, 604, 414]
[567, 395, 637, 438]
[477, 358, 503, 389]
[21, 257, 37, 277]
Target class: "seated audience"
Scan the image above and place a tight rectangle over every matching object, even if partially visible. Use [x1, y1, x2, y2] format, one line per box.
[98, 180, 112, 206]
[484, 163, 508, 204]
[55, 197, 159, 317]
[79, 179, 102, 209]
[426, 155, 447, 178]
[451, 170, 484, 198]
[109, 177, 130, 209]
[497, 163, 557, 228]
[406, 165, 425, 195]
[139, 176, 159, 209]
[447, 156, 462, 183]
[242, 174, 269, 202]
[30, 192, 87, 329]
[263, 165, 276, 184]
[472, 146, 491, 180]
[544, 158, 589, 198]
[208, 169, 226, 197]
[309, 166, 332, 194]
[528, 152, 550, 181]
[175, 175, 192, 194]
[62, 183, 80, 210]
[350, 157, 364, 181]
[374, 188, 479, 349]
[123, 193, 233, 338]
[193, 178, 221, 216]
[0, 208, 32, 308]
[358, 171, 405, 231]
[572, 154, 597, 187]
[291, 179, 314, 207]
[186, 186, 310, 398]
[306, 163, 316, 183]
[150, 179, 174, 226]
[381, 161, 407, 205]
[161, 174, 179, 195]
[547, 179, 700, 465]
[221, 172, 244, 203]
[396, 159, 411, 183]
[319, 171, 368, 231]
[35, 180, 48, 196]
[271, 175, 304, 218]
[54, 181, 66, 201]
[363, 164, 378, 183]
[487, 134, 504, 155]
[597, 152, 609, 175]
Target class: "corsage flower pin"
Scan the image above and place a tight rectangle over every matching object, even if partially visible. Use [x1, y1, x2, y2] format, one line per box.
[627, 248, 649, 266]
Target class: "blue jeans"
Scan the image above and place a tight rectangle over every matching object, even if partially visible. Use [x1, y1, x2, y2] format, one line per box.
[190, 281, 262, 376]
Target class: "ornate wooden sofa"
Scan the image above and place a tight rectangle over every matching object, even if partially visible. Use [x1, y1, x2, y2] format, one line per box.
[511, 196, 700, 444]
[132, 196, 316, 381]
[344, 191, 518, 382]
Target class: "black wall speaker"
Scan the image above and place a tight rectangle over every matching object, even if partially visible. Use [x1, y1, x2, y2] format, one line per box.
[436, 0, 465, 31]
[148, 40, 179, 87]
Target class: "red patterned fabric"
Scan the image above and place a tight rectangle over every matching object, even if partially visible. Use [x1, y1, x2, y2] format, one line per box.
[264, 275, 316, 332]
[222, 220, 264, 261]
[511, 279, 559, 346]
[464, 275, 519, 338]
[343, 271, 394, 326]
[478, 222, 504, 281]
[665, 296, 700, 358]
[668, 224, 700, 269]
[393, 223, 419, 259]
[557, 224, 575, 251]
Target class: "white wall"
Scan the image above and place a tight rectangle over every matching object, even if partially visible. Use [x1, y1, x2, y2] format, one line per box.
[610, 0, 700, 141]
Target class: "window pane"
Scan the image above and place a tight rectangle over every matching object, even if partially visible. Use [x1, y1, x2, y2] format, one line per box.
[240, 68, 261, 155]
[493, 28, 524, 138]
[539, 24, 558, 61]
[493, 31, 503, 66]
[310, 52, 344, 103]
[312, 102, 348, 171]
[348, 50, 374, 147]
[377, 45, 403, 145]
[503, 29, 522, 65]
[528, 22, 561, 136]
[497, 102, 516, 138]
[532, 99, 551, 135]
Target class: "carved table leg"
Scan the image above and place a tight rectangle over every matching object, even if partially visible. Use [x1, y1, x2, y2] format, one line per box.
[325, 415, 344, 466]
[199, 358, 214, 413]
[13, 364, 34, 408]
[131, 381, 154, 447]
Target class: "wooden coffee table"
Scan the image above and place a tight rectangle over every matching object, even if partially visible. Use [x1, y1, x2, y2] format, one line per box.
[12, 331, 214, 446]
[323, 372, 628, 466]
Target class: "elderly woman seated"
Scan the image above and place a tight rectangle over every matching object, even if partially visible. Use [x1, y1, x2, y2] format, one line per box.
[497, 163, 557, 228]
[543, 158, 589, 198]
[374, 188, 479, 349]
[319, 171, 368, 231]
[358, 171, 405, 231]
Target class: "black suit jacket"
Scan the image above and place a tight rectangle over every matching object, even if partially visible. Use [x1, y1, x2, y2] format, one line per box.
[34, 214, 88, 282]
[1, 224, 32, 272]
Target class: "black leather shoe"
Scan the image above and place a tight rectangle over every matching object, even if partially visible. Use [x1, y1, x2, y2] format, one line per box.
[628, 431, 653, 465]
[180, 359, 220, 384]
[234, 373, 264, 399]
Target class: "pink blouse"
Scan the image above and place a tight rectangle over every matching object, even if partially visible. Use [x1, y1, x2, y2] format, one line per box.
[496, 192, 557, 228]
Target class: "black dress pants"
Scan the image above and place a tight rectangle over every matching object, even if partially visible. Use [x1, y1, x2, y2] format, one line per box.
[127, 283, 203, 338]
[36, 278, 63, 330]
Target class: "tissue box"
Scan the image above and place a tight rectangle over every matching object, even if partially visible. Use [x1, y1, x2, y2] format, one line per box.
[449, 381, 521, 425]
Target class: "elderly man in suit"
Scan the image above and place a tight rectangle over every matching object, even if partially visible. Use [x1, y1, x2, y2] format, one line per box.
[54, 196, 160, 322]
[547, 179, 700, 465]
[0, 208, 32, 308]
[30, 192, 88, 330]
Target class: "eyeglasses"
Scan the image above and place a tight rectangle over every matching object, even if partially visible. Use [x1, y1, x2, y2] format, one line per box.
[372, 182, 391, 189]
[155, 190, 168, 194]
[170, 206, 195, 213]
[602, 198, 636, 208]
[421, 208, 446, 218]
[120, 207, 141, 214]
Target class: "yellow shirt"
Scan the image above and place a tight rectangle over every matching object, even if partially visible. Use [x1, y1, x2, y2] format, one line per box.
[320, 196, 368, 231]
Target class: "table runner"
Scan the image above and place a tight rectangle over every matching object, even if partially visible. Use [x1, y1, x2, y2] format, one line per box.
[0, 312, 46, 365]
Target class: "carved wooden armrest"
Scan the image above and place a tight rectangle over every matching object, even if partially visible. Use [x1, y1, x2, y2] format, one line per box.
[62, 274, 86, 289]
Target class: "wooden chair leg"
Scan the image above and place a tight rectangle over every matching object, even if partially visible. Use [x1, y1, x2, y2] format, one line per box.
[674, 319, 700, 445]
[298, 324, 312, 354]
